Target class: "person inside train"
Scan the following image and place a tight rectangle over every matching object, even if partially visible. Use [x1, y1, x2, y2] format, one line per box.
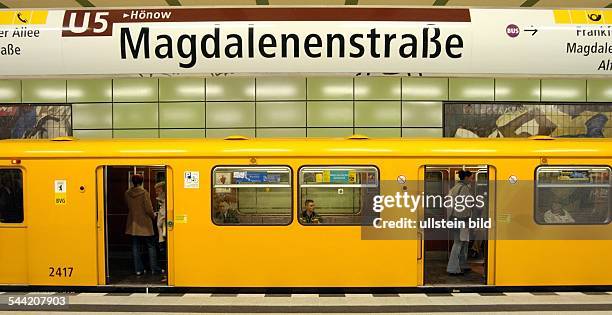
[544, 201, 575, 224]
[154, 182, 167, 243]
[125, 174, 161, 276]
[300, 199, 322, 224]
[213, 201, 239, 224]
[154, 181, 167, 277]
[446, 170, 474, 276]
[0, 174, 14, 223]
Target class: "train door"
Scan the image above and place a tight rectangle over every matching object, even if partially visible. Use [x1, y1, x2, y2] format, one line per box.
[97, 165, 171, 285]
[420, 165, 492, 286]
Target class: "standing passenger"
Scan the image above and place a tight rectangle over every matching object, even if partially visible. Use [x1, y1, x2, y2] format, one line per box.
[125, 174, 160, 276]
[154, 182, 167, 243]
[154, 181, 167, 276]
[446, 170, 474, 276]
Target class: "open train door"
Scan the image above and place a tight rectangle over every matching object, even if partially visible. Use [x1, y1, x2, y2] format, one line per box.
[418, 165, 495, 287]
[96, 165, 174, 286]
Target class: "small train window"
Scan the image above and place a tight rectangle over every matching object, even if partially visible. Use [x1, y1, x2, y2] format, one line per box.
[298, 166, 379, 225]
[535, 166, 611, 225]
[0, 169, 24, 224]
[212, 166, 292, 225]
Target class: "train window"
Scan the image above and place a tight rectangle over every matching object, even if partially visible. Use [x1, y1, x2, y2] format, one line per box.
[298, 166, 379, 225]
[212, 166, 292, 225]
[535, 166, 611, 225]
[0, 169, 24, 224]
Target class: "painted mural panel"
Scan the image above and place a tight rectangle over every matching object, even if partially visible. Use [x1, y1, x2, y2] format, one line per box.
[445, 104, 612, 138]
[0, 105, 72, 140]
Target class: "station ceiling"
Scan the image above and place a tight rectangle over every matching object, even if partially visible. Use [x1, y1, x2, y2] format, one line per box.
[0, 0, 611, 8]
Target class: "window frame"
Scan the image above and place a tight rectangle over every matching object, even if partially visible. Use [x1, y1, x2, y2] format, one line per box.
[0, 167, 25, 225]
[297, 164, 381, 226]
[534, 165, 612, 226]
[210, 164, 294, 226]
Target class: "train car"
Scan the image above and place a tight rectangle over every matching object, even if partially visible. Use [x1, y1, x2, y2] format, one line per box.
[0, 136, 610, 288]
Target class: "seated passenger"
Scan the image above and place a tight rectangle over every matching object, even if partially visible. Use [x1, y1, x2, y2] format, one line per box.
[544, 202, 575, 224]
[300, 199, 322, 224]
[213, 201, 239, 224]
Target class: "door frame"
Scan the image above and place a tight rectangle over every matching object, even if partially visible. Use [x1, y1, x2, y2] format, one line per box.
[96, 165, 174, 286]
[417, 165, 496, 286]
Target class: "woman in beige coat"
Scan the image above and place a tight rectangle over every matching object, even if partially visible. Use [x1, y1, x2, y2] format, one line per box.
[125, 174, 160, 276]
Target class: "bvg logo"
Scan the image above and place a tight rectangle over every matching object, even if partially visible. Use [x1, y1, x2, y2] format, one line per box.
[62, 10, 111, 36]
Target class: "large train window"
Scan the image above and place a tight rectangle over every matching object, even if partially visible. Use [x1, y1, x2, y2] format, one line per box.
[212, 166, 292, 225]
[298, 166, 379, 225]
[535, 166, 611, 225]
[0, 169, 24, 224]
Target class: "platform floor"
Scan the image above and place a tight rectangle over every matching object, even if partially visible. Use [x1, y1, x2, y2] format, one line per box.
[1, 290, 612, 314]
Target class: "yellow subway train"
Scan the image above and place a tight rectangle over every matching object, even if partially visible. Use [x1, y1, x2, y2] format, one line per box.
[0, 136, 610, 288]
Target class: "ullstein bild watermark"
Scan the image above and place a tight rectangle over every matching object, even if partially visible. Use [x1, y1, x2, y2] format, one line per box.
[370, 192, 492, 230]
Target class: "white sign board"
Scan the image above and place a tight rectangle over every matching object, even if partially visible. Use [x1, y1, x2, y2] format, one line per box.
[54, 179, 66, 193]
[54, 179, 67, 205]
[0, 8, 610, 75]
[184, 171, 199, 189]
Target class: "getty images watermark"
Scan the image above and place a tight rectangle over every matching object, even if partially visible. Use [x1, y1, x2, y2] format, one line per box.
[370, 191, 491, 230]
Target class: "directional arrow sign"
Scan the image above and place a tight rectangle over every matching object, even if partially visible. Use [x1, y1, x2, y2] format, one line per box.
[525, 28, 538, 36]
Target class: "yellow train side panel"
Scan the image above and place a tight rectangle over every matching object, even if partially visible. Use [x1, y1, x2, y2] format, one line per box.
[0, 227, 27, 284]
[495, 157, 612, 286]
[172, 157, 417, 287]
[24, 160, 98, 286]
[0, 139, 610, 288]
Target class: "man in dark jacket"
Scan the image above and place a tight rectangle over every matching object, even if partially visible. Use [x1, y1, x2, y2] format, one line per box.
[213, 201, 239, 224]
[300, 199, 322, 224]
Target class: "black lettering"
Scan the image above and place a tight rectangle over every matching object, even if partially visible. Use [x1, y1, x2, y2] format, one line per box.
[155, 34, 173, 58]
[258, 33, 276, 58]
[326, 33, 345, 57]
[177, 34, 196, 68]
[120, 27, 149, 59]
[248, 26, 255, 58]
[445, 34, 463, 58]
[366, 28, 381, 58]
[281, 33, 299, 58]
[399, 34, 417, 58]
[423, 26, 441, 58]
[225, 33, 243, 58]
[349, 34, 365, 58]
[201, 26, 220, 58]
[304, 34, 322, 58]
[384, 33, 396, 58]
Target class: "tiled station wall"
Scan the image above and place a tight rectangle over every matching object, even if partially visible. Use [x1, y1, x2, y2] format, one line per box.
[0, 77, 610, 138]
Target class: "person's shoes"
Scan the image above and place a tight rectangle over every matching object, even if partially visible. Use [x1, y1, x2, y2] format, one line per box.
[448, 272, 464, 276]
[135, 271, 143, 276]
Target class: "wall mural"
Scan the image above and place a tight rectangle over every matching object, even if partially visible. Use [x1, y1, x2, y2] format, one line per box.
[445, 104, 612, 138]
[0, 105, 72, 140]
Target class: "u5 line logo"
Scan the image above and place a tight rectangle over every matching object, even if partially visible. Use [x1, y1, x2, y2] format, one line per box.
[63, 11, 110, 36]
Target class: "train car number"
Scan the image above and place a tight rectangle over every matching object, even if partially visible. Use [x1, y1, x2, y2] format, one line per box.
[48, 267, 73, 277]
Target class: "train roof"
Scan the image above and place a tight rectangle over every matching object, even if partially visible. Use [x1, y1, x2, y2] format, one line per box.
[0, 137, 611, 159]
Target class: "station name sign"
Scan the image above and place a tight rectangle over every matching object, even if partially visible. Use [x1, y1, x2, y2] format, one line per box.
[0, 7, 611, 75]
